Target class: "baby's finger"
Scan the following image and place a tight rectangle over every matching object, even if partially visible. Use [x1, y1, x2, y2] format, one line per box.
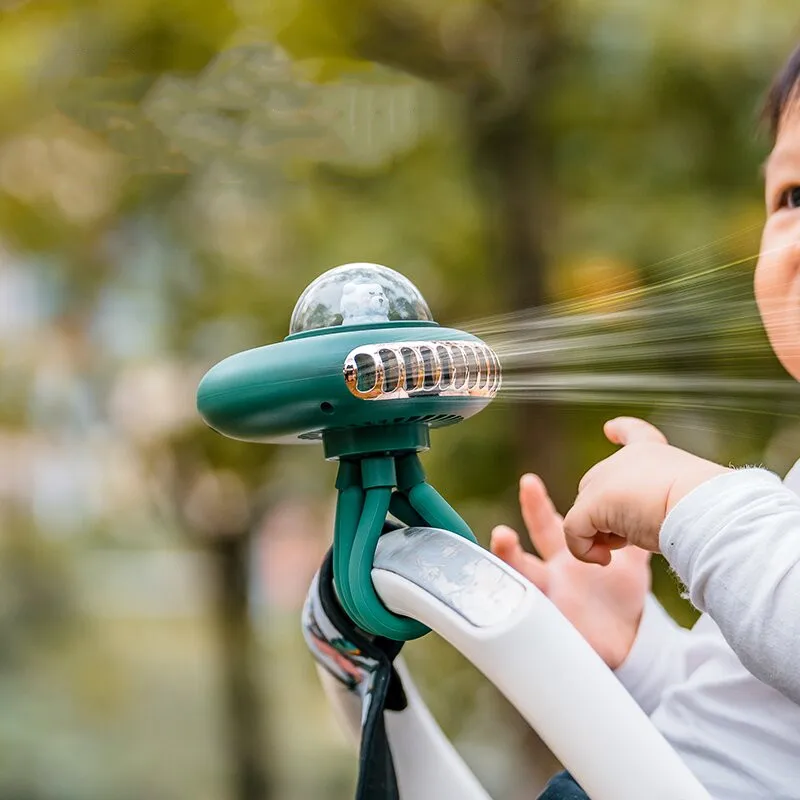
[565, 533, 612, 566]
[598, 531, 627, 551]
[491, 525, 548, 590]
[604, 417, 667, 447]
[562, 497, 611, 565]
[519, 474, 564, 559]
[490, 525, 526, 567]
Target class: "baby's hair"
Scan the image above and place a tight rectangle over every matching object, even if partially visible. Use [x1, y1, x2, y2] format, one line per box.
[764, 43, 800, 139]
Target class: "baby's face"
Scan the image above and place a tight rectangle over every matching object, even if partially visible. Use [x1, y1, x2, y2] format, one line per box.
[757, 103, 800, 380]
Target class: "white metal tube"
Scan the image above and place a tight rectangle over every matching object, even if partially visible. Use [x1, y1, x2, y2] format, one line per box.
[372, 527, 711, 800]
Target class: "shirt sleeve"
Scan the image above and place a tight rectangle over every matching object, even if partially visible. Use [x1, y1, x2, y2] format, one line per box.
[661, 467, 800, 705]
[613, 594, 691, 714]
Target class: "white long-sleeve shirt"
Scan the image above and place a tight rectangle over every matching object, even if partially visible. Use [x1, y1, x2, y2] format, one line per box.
[614, 464, 800, 799]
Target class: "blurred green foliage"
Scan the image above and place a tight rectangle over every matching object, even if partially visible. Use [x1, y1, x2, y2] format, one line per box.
[1, 1, 799, 798]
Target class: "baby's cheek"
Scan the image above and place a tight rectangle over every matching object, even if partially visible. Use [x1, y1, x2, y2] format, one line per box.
[753, 221, 800, 376]
[756, 264, 800, 379]
[754, 246, 791, 314]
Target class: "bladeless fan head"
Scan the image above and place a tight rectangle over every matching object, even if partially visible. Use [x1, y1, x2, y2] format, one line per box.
[197, 263, 502, 640]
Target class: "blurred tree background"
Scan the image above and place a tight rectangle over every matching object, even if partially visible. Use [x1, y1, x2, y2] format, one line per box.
[1, 1, 800, 798]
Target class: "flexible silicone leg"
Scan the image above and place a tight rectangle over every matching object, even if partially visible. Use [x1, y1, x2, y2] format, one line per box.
[333, 454, 476, 640]
[347, 487, 429, 640]
[406, 482, 476, 542]
[388, 491, 427, 528]
[396, 453, 476, 543]
[333, 461, 364, 623]
[334, 486, 365, 624]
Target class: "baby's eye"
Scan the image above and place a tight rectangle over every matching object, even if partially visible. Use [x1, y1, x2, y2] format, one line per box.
[780, 186, 800, 209]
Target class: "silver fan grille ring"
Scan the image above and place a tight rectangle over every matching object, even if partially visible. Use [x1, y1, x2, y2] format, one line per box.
[344, 340, 501, 400]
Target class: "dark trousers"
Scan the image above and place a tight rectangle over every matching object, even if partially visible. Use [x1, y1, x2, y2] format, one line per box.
[537, 771, 590, 799]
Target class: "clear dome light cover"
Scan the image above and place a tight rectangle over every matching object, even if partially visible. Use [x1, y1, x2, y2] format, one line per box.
[289, 263, 434, 335]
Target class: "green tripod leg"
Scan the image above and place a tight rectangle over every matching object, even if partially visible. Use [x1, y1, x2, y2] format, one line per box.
[406, 482, 476, 542]
[396, 453, 477, 543]
[347, 486, 429, 640]
[332, 454, 477, 641]
[346, 456, 429, 640]
[388, 491, 427, 528]
[333, 460, 363, 624]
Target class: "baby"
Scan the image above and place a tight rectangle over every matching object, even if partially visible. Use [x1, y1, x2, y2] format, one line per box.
[492, 44, 800, 799]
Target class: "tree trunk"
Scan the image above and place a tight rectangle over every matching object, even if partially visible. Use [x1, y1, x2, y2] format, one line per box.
[212, 535, 275, 800]
[464, 2, 567, 504]
[465, 6, 568, 791]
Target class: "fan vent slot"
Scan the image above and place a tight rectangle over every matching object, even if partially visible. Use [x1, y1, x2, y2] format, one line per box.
[344, 341, 501, 401]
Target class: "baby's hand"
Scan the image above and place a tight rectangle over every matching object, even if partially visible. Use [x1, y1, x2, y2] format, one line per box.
[563, 417, 730, 565]
[491, 473, 650, 669]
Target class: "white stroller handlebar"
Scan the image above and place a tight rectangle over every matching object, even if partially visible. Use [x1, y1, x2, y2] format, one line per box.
[312, 526, 711, 800]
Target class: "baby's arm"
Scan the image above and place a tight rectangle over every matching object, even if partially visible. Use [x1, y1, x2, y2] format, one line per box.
[614, 596, 691, 715]
[662, 468, 800, 705]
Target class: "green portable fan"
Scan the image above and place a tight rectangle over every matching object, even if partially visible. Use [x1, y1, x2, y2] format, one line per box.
[197, 262, 501, 640]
